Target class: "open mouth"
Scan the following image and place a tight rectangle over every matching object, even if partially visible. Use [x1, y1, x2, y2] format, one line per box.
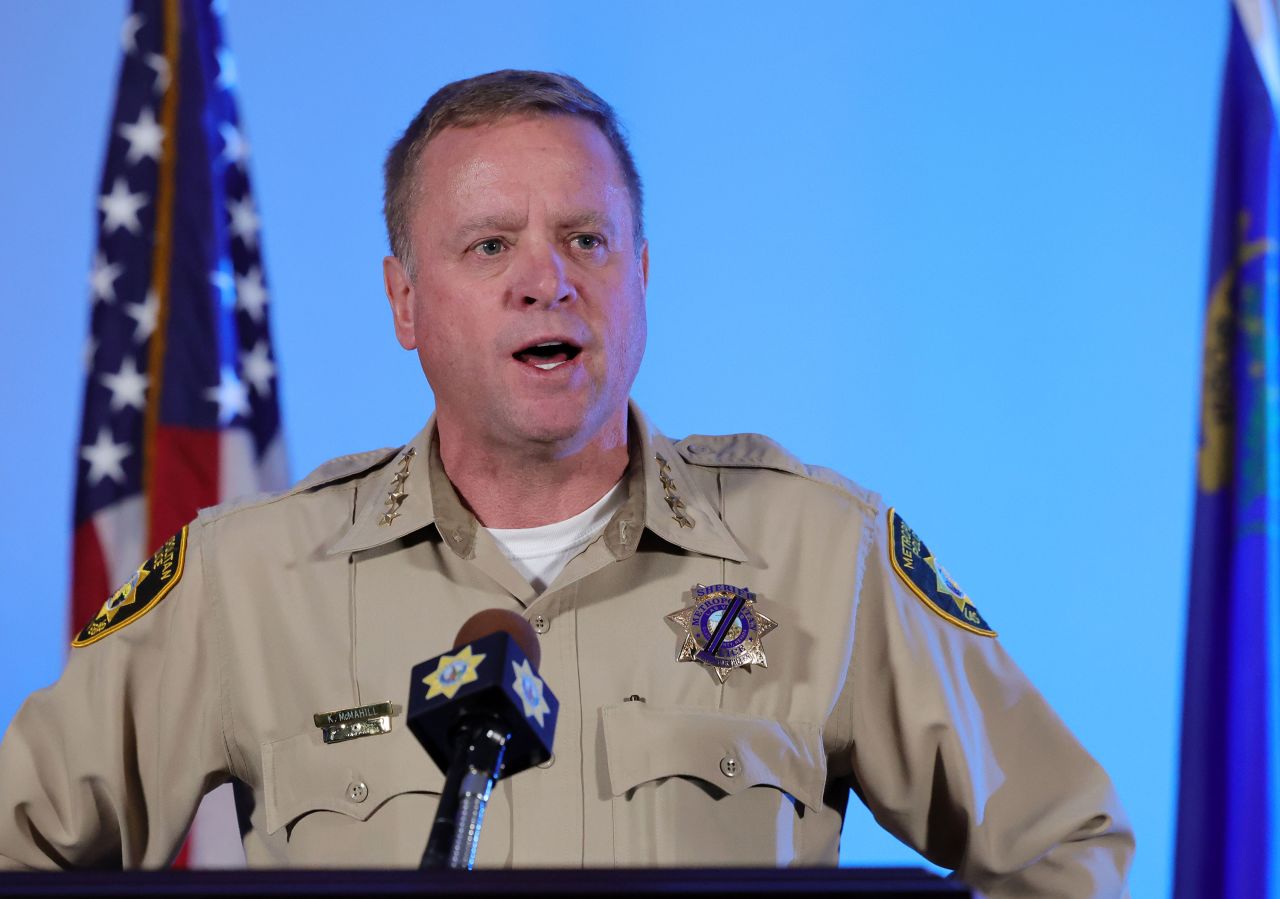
[513, 340, 583, 371]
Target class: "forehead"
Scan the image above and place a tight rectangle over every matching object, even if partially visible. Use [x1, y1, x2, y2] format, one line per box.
[414, 114, 630, 223]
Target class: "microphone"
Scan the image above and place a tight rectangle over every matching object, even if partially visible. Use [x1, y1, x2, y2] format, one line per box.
[409, 608, 559, 870]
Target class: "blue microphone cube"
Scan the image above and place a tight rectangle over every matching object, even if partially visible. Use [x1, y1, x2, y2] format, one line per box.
[407, 631, 558, 779]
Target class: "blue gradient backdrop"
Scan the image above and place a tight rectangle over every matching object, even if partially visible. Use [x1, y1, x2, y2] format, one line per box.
[0, 3, 1229, 895]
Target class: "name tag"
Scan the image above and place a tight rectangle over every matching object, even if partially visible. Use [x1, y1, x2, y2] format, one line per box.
[313, 701, 393, 745]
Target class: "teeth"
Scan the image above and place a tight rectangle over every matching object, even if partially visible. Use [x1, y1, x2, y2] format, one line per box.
[534, 361, 565, 370]
[535, 342, 560, 348]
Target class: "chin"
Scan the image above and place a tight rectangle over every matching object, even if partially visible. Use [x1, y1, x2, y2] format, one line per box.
[510, 414, 590, 447]
[503, 399, 612, 451]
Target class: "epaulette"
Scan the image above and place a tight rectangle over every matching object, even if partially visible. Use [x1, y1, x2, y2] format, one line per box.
[198, 446, 401, 523]
[675, 433, 877, 510]
[290, 446, 401, 493]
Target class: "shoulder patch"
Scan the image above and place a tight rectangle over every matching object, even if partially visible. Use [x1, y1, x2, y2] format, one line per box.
[887, 509, 995, 637]
[73, 527, 189, 648]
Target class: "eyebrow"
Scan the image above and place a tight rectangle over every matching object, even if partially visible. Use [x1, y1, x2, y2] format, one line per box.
[557, 210, 613, 232]
[453, 214, 526, 240]
[451, 210, 615, 241]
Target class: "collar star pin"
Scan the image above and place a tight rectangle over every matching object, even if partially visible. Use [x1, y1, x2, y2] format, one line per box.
[666, 583, 777, 683]
[655, 453, 694, 529]
[380, 447, 416, 527]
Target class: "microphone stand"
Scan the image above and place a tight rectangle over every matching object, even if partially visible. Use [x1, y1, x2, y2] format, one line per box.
[420, 719, 510, 870]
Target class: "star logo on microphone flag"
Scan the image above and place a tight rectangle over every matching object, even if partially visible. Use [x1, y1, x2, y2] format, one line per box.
[511, 659, 551, 726]
[422, 645, 486, 701]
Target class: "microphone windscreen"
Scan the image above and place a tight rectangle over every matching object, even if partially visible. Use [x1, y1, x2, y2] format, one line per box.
[452, 608, 541, 670]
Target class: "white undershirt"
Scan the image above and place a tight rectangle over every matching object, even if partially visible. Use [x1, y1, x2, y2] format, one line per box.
[484, 478, 627, 593]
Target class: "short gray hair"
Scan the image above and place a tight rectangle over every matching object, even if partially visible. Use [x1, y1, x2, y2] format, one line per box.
[383, 70, 645, 278]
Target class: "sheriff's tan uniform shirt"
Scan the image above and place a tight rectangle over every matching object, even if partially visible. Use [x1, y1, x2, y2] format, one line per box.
[0, 406, 1133, 895]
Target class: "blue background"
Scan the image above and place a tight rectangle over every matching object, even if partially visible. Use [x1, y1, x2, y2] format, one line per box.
[0, 2, 1230, 895]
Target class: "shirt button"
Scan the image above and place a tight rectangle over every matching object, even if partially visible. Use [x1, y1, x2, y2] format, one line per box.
[532, 615, 549, 634]
[537, 752, 555, 769]
[347, 781, 369, 803]
[719, 756, 739, 778]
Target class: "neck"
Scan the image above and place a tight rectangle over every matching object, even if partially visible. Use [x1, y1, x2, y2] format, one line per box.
[435, 410, 630, 529]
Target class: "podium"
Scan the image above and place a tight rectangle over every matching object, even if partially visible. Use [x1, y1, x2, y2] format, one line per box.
[0, 867, 968, 897]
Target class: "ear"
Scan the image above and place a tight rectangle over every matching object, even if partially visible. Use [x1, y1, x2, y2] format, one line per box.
[639, 240, 649, 291]
[383, 255, 417, 350]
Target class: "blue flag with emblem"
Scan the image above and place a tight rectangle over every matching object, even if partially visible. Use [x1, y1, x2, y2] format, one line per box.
[1176, 2, 1280, 896]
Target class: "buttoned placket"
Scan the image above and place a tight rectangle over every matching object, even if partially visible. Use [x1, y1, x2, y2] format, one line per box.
[508, 580, 583, 865]
[328, 403, 750, 867]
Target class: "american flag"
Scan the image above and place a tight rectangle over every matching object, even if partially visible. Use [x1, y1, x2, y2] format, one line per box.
[72, 0, 285, 866]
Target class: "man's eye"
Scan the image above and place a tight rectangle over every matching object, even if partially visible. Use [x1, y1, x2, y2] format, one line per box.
[572, 234, 602, 251]
[473, 239, 504, 257]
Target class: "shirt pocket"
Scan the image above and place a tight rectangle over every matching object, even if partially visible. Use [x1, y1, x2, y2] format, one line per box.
[601, 702, 827, 867]
[260, 727, 448, 866]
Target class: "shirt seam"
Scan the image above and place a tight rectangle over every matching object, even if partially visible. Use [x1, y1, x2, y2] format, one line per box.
[845, 504, 880, 748]
[347, 483, 361, 705]
[148, 539, 184, 865]
[203, 519, 241, 782]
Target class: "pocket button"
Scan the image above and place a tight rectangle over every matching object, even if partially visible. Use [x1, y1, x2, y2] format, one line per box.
[719, 755, 739, 778]
[347, 781, 369, 803]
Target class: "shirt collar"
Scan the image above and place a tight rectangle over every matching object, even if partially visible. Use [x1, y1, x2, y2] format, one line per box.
[623, 403, 747, 562]
[326, 420, 448, 557]
[327, 402, 747, 563]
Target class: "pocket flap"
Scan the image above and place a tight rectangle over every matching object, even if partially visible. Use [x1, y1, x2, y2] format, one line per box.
[601, 703, 826, 812]
[262, 726, 445, 835]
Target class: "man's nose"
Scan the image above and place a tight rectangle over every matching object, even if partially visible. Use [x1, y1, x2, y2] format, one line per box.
[510, 241, 574, 308]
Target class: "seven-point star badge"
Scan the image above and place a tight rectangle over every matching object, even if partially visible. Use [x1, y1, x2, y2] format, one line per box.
[666, 583, 777, 683]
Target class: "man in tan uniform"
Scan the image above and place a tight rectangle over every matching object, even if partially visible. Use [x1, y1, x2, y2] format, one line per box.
[0, 71, 1133, 895]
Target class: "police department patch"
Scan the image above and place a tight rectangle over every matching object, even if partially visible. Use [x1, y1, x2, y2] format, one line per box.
[888, 509, 995, 637]
[72, 527, 189, 648]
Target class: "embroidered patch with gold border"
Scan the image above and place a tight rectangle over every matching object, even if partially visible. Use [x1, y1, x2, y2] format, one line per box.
[72, 526, 189, 648]
[888, 509, 995, 637]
